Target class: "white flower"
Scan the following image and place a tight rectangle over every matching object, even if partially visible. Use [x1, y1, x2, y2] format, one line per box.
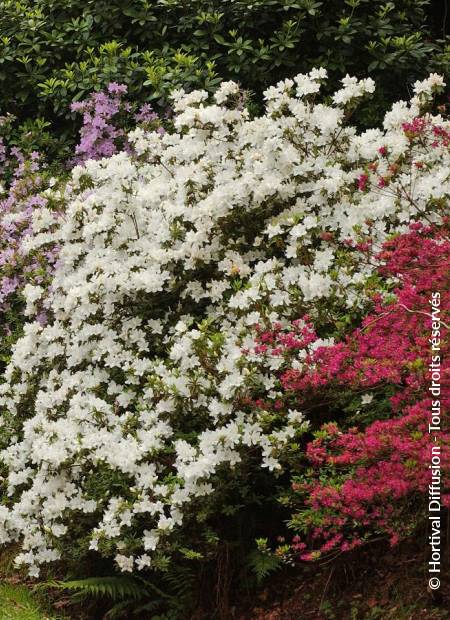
[115, 554, 134, 572]
[214, 80, 240, 104]
[361, 393, 374, 406]
[143, 530, 160, 551]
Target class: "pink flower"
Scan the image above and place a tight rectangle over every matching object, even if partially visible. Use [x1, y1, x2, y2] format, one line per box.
[357, 173, 369, 191]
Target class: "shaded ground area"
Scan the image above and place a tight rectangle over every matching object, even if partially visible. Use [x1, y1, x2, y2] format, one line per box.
[0, 536, 448, 619]
[235, 539, 450, 620]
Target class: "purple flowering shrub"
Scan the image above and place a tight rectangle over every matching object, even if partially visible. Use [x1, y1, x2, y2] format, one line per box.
[71, 83, 163, 164]
[0, 84, 164, 371]
[0, 149, 61, 370]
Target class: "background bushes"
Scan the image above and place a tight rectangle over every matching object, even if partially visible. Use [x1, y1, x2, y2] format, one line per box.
[1, 0, 449, 158]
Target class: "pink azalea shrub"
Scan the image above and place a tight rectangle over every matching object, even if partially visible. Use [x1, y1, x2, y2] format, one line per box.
[272, 223, 450, 558]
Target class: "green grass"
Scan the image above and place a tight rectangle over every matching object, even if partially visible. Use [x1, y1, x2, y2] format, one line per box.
[0, 584, 59, 620]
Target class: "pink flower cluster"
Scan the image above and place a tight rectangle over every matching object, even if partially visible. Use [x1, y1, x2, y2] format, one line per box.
[401, 115, 450, 148]
[265, 224, 449, 558]
[355, 116, 450, 193]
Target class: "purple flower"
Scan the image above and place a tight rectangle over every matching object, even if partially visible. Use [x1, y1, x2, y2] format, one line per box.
[107, 82, 128, 95]
[135, 103, 158, 124]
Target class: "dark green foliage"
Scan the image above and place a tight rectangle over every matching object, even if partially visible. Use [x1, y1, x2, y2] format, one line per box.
[247, 547, 283, 584]
[44, 569, 197, 619]
[1, 0, 449, 155]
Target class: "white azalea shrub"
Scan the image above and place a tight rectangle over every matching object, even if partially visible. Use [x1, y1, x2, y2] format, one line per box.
[0, 70, 448, 576]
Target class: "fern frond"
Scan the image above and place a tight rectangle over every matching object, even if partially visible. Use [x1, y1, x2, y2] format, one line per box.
[247, 550, 282, 584]
[162, 564, 196, 599]
[46, 576, 146, 602]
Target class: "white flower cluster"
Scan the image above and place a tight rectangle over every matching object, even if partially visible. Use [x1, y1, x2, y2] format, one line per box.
[0, 70, 448, 576]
